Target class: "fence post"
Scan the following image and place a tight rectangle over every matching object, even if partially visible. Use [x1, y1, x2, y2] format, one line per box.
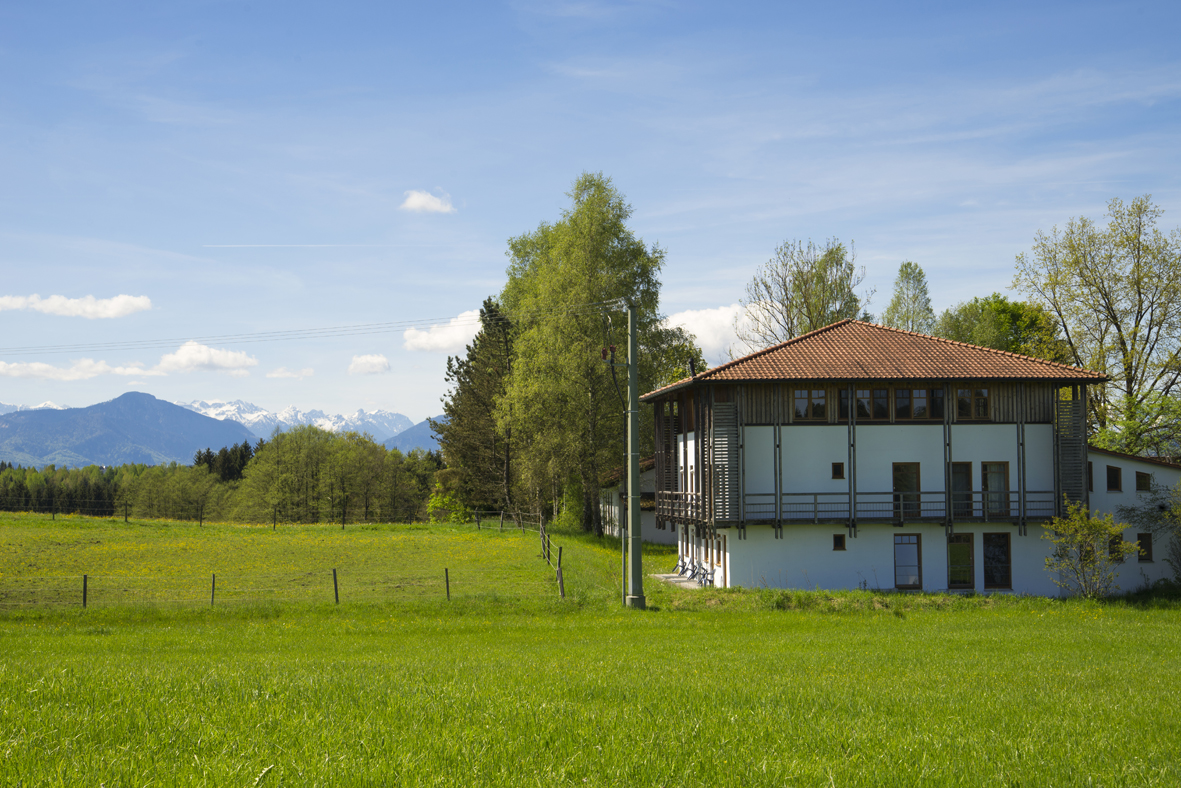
[476, 513, 481, 530]
[82, 574, 87, 608]
[273, 508, 277, 530]
[445, 568, 450, 601]
[558, 545, 563, 570]
[124, 502, 128, 523]
[200, 505, 204, 528]
[211, 573, 216, 606]
[333, 568, 339, 604]
[557, 567, 565, 599]
[500, 511, 504, 531]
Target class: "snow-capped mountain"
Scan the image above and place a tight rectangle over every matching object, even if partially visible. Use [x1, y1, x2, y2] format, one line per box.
[0, 401, 69, 415]
[175, 400, 414, 442]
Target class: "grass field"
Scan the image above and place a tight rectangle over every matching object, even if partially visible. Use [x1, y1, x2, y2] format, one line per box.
[2, 512, 1180, 786]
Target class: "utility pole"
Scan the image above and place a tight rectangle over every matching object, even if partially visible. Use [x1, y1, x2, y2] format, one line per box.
[625, 302, 645, 609]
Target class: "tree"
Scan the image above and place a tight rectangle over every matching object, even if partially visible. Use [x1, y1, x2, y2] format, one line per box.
[499, 172, 703, 533]
[734, 238, 872, 353]
[932, 293, 1068, 361]
[432, 298, 518, 515]
[882, 261, 935, 333]
[1116, 480, 1181, 582]
[1042, 501, 1139, 598]
[1013, 196, 1181, 455]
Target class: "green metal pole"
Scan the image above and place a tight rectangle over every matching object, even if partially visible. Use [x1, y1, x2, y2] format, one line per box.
[625, 302, 646, 609]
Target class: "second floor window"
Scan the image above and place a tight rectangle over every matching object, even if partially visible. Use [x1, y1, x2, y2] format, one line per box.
[957, 388, 989, 419]
[794, 389, 826, 420]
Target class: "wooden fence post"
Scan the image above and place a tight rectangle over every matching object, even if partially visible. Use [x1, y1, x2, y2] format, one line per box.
[557, 567, 565, 599]
[445, 568, 450, 601]
[124, 503, 128, 523]
[499, 511, 504, 531]
[82, 574, 87, 608]
[211, 573, 216, 606]
[558, 545, 563, 570]
[476, 513, 481, 530]
[273, 508, 277, 530]
[333, 568, 339, 604]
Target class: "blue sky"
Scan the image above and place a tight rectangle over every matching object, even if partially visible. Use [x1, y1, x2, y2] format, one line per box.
[1, 0, 1178, 421]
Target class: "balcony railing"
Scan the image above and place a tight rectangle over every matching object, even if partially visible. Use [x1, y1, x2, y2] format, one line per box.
[657, 489, 1056, 524]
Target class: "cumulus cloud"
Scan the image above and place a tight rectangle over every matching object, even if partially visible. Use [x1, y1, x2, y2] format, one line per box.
[266, 367, 314, 379]
[0, 294, 152, 319]
[348, 354, 391, 375]
[403, 309, 481, 353]
[0, 359, 158, 381]
[665, 303, 748, 365]
[155, 341, 259, 377]
[398, 190, 456, 214]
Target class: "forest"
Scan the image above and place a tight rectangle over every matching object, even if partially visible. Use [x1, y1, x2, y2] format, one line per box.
[0, 425, 443, 524]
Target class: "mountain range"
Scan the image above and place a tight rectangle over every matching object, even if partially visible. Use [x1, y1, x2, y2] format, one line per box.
[0, 392, 256, 468]
[0, 401, 68, 415]
[383, 416, 444, 454]
[176, 399, 414, 442]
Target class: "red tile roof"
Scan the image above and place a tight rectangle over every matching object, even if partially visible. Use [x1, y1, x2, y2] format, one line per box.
[642, 319, 1107, 401]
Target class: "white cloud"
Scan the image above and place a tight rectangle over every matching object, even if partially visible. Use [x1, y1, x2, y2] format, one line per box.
[348, 354, 391, 375]
[155, 341, 259, 377]
[0, 359, 157, 381]
[0, 294, 152, 319]
[398, 190, 456, 214]
[403, 310, 481, 353]
[665, 304, 748, 365]
[266, 367, 315, 379]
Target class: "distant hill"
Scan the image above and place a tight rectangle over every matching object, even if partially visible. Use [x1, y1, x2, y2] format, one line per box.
[0, 392, 256, 468]
[176, 399, 413, 442]
[383, 416, 444, 454]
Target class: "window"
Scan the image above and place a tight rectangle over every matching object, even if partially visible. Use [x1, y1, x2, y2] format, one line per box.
[1088, 461, 1093, 493]
[930, 388, 945, 419]
[957, 388, 989, 419]
[839, 389, 849, 419]
[983, 533, 1011, 589]
[794, 389, 826, 421]
[982, 462, 1009, 517]
[894, 534, 921, 589]
[833, 534, 846, 551]
[893, 462, 921, 520]
[951, 462, 972, 518]
[832, 462, 845, 480]
[1138, 533, 1153, 562]
[912, 389, 928, 419]
[1109, 536, 1125, 563]
[1107, 465, 1122, 492]
[1136, 471, 1152, 492]
[873, 389, 889, 420]
[895, 389, 911, 419]
[856, 389, 872, 419]
[948, 533, 974, 589]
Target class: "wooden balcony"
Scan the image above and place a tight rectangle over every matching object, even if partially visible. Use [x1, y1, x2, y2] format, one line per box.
[657, 489, 1056, 526]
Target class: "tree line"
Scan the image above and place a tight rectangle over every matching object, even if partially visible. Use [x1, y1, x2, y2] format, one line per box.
[0, 427, 443, 524]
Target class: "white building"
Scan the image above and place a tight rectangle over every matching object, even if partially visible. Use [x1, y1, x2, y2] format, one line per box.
[641, 320, 1177, 595]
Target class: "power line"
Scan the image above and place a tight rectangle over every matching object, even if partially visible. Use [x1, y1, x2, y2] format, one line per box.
[0, 299, 627, 358]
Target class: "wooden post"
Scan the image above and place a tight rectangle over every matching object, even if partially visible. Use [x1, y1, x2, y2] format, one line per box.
[476, 513, 481, 530]
[211, 573, 216, 606]
[199, 505, 204, 528]
[558, 545, 563, 570]
[557, 567, 565, 599]
[124, 502, 128, 523]
[273, 508, 277, 530]
[445, 568, 450, 601]
[82, 574, 87, 608]
[333, 568, 339, 604]
[500, 511, 504, 531]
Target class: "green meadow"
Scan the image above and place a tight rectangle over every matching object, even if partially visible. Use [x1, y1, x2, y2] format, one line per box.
[1, 513, 1179, 786]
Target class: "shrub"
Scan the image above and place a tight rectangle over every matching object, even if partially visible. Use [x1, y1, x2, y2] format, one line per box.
[1043, 501, 1139, 598]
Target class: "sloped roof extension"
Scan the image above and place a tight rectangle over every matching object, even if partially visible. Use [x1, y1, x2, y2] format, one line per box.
[642, 319, 1107, 402]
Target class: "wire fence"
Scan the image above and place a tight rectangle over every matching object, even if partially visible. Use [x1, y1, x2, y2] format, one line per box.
[0, 509, 577, 610]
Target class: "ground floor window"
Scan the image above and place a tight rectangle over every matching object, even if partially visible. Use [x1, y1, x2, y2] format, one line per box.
[1138, 533, 1153, 562]
[948, 533, 973, 589]
[894, 534, 921, 589]
[983, 533, 1011, 589]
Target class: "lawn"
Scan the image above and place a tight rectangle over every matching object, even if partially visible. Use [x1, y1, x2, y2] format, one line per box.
[1, 512, 1179, 786]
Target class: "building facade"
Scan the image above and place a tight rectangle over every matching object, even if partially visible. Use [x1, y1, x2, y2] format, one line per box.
[641, 320, 1175, 595]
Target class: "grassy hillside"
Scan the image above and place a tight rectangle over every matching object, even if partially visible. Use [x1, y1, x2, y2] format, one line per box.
[1, 513, 1179, 786]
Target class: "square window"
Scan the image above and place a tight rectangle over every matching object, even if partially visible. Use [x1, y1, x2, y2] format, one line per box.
[811, 389, 826, 419]
[839, 389, 849, 419]
[1107, 465, 1122, 492]
[1138, 533, 1153, 562]
[983, 533, 1011, 589]
[873, 389, 889, 419]
[913, 389, 928, 419]
[1136, 471, 1152, 492]
[930, 389, 945, 419]
[832, 462, 845, 480]
[794, 389, 826, 421]
[833, 534, 846, 551]
[957, 389, 972, 419]
[974, 388, 989, 419]
[948, 533, 973, 589]
[856, 389, 872, 419]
